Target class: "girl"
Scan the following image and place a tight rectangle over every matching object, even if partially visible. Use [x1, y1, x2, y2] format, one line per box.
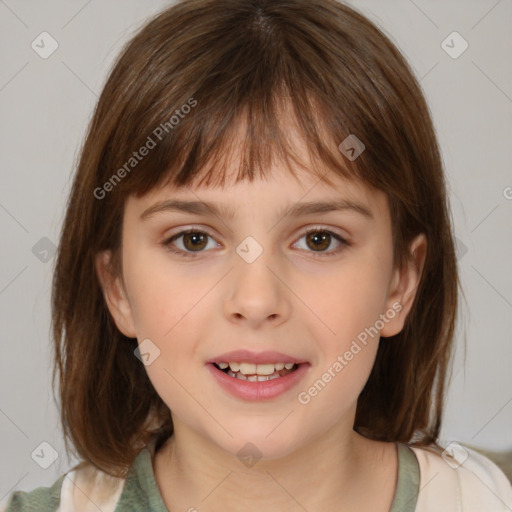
[4, 0, 512, 510]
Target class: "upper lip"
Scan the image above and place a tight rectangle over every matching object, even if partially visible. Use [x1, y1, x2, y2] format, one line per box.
[206, 350, 308, 365]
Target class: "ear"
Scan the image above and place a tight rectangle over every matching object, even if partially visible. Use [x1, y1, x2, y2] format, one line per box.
[95, 250, 137, 338]
[380, 233, 427, 338]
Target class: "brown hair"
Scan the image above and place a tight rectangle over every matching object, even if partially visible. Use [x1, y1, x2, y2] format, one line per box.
[52, 0, 459, 478]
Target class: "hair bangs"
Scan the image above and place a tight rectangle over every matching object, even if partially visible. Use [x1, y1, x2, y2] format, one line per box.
[109, 90, 363, 204]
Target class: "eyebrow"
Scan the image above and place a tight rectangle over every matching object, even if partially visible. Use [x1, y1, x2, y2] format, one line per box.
[139, 198, 374, 222]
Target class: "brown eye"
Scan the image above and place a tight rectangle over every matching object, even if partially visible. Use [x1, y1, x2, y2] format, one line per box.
[181, 231, 208, 251]
[163, 229, 218, 257]
[305, 231, 331, 252]
[294, 228, 349, 257]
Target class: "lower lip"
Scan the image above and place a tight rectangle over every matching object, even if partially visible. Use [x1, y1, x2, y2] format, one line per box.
[206, 363, 310, 401]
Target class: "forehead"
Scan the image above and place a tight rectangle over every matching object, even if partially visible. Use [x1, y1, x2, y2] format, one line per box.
[126, 163, 389, 224]
[125, 107, 389, 220]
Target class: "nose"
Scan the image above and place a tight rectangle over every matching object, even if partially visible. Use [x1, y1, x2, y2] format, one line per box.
[223, 248, 291, 329]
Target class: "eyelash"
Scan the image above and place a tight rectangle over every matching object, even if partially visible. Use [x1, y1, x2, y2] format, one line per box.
[161, 226, 350, 259]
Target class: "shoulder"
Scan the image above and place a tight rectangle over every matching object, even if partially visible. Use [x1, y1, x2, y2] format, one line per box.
[409, 442, 512, 512]
[1, 474, 64, 512]
[1, 462, 126, 512]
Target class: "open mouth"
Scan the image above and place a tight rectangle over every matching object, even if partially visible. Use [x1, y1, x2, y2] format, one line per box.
[213, 362, 300, 382]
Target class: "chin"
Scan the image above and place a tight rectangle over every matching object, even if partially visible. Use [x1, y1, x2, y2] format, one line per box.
[212, 425, 306, 463]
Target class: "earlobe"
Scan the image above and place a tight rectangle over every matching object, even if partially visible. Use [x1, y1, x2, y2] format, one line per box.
[380, 233, 427, 338]
[95, 250, 137, 338]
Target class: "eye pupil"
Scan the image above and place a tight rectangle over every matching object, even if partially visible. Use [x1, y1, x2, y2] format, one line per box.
[184, 232, 207, 251]
[306, 231, 330, 251]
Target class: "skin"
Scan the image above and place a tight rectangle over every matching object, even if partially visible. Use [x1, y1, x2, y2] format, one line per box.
[96, 144, 427, 511]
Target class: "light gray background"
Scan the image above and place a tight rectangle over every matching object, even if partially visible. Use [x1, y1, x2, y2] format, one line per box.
[1, 0, 511, 503]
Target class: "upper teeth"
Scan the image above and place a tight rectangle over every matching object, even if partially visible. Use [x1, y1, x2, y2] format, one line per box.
[217, 362, 295, 375]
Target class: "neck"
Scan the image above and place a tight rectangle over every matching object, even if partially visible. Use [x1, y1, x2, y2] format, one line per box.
[153, 417, 395, 512]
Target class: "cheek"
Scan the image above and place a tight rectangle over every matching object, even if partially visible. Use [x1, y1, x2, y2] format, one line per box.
[293, 250, 393, 410]
[299, 251, 392, 347]
[122, 245, 210, 340]
[123, 251, 209, 415]
[296, 261, 390, 414]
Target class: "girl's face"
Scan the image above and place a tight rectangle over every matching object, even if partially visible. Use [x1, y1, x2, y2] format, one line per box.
[97, 156, 425, 461]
